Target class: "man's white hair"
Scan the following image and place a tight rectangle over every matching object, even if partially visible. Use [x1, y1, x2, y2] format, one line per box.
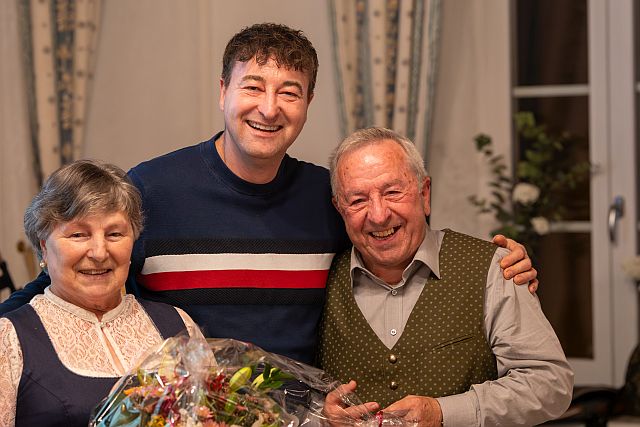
[329, 127, 428, 197]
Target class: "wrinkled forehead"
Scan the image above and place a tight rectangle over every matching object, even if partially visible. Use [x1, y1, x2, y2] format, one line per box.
[337, 154, 417, 190]
[338, 141, 412, 173]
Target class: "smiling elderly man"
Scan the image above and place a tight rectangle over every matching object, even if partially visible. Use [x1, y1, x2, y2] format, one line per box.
[319, 127, 573, 427]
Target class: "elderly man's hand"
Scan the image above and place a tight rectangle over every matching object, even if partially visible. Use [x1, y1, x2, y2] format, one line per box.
[384, 395, 442, 427]
[492, 234, 539, 293]
[324, 380, 379, 426]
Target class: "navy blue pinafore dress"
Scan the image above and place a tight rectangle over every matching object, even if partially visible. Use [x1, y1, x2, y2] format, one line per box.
[4, 299, 186, 427]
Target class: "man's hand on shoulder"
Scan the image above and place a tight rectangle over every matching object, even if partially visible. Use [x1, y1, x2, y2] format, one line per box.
[492, 234, 539, 293]
[384, 395, 442, 427]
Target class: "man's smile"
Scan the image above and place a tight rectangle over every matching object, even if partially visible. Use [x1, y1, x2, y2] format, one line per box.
[246, 120, 282, 132]
[370, 226, 400, 239]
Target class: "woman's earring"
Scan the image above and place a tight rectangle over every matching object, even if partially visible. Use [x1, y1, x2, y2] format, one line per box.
[39, 260, 46, 269]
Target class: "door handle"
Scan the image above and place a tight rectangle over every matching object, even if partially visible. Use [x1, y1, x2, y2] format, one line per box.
[608, 196, 624, 243]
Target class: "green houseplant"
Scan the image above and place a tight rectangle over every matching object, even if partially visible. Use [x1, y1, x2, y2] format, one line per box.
[468, 112, 591, 256]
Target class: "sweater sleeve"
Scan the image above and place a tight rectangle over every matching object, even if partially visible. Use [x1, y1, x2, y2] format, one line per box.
[125, 167, 147, 297]
[0, 272, 49, 315]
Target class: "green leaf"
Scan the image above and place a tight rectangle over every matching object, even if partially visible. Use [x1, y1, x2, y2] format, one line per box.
[525, 150, 543, 163]
[474, 134, 492, 151]
[266, 380, 284, 389]
[224, 391, 238, 414]
[468, 195, 486, 207]
[491, 191, 505, 203]
[489, 154, 505, 165]
[492, 164, 507, 175]
[263, 363, 272, 379]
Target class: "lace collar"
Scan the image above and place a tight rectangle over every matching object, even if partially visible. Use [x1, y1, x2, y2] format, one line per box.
[41, 287, 129, 323]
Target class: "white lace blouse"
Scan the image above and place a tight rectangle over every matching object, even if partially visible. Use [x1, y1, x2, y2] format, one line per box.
[0, 288, 203, 426]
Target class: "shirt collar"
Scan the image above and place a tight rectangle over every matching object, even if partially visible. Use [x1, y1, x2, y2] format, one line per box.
[349, 225, 445, 283]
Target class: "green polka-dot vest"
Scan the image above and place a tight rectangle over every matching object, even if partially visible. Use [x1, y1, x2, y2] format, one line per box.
[318, 230, 498, 408]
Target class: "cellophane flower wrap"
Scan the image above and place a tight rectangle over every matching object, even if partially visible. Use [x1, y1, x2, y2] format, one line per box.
[89, 335, 409, 427]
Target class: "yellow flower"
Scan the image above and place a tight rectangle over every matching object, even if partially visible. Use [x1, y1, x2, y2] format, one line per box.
[229, 366, 252, 391]
[146, 415, 166, 427]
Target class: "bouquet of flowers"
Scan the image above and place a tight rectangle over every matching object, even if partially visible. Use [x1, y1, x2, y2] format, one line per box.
[90, 335, 407, 427]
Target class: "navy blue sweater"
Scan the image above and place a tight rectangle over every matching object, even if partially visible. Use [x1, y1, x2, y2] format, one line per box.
[2, 133, 349, 364]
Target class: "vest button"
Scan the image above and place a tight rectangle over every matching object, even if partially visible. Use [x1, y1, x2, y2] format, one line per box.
[389, 381, 398, 390]
[389, 354, 398, 364]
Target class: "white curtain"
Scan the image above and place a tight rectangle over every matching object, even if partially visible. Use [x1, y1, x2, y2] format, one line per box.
[19, 0, 103, 183]
[328, 0, 441, 155]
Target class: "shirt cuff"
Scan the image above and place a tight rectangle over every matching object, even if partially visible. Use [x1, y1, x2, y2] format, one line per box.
[436, 390, 479, 427]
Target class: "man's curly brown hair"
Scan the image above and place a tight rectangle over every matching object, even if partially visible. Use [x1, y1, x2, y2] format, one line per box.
[222, 23, 318, 98]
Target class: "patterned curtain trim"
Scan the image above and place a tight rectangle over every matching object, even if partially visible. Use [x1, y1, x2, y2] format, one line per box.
[18, 0, 102, 183]
[30, 1, 61, 179]
[384, 1, 399, 128]
[422, 0, 441, 163]
[54, 0, 75, 165]
[328, 0, 348, 138]
[17, 0, 43, 187]
[71, 0, 102, 161]
[391, 1, 412, 136]
[405, 0, 425, 142]
[355, 0, 373, 130]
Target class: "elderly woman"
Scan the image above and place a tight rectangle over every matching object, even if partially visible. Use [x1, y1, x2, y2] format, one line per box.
[0, 160, 204, 426]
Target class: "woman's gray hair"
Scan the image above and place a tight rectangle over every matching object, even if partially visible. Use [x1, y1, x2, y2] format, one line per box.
[24, 159, 144, 260]
[329, 127, 428, 196]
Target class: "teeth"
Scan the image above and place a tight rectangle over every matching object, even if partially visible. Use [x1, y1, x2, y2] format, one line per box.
[81, 269, 109, 275]
[247, 121, 281, 132]
[371, 228, 396, 238]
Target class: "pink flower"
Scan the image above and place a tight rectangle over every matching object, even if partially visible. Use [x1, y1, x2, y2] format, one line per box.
[196, 405, 213, 419]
